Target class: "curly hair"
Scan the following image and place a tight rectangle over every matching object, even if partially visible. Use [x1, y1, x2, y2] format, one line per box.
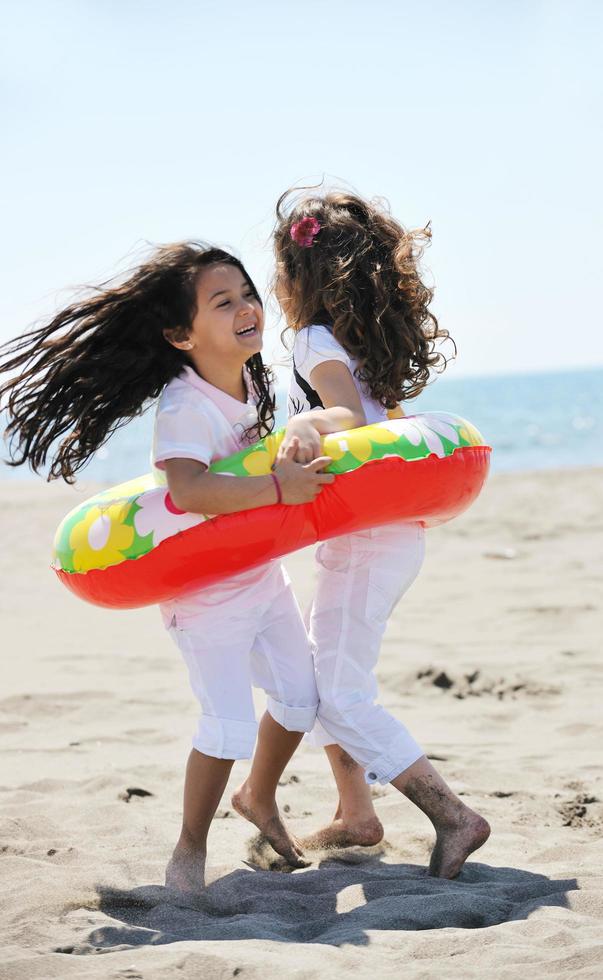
[0, 243, 275, 482]
[273, 188, 455, 407]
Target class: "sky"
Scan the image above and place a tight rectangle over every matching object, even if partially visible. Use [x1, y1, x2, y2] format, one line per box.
[1, 0, 601, 379]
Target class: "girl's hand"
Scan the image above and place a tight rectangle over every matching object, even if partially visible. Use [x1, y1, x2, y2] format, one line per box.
[273, 437, 334, 503]
[278, 416, 322, 464]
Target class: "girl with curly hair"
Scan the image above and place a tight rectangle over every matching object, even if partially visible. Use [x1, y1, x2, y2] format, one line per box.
[239, 190, 490, 878]
[0, 242, 336, 893]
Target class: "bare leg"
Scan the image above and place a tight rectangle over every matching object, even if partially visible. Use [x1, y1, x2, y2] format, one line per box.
[165, 748, 234, 895]
[392, 756, 490, 879]
[300, 744, 384, 850]
[232, 711, 310, 868]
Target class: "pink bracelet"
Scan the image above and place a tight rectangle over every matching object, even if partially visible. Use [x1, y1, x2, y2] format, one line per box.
[270, 472, 283, 505]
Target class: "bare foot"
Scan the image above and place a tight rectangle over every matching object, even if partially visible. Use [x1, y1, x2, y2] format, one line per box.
[428, 808, 491, 879]
[165, 843, 206, 896]
[232, 780, 309, 869]
[300, 815, 384, 851]
[394, 759, 491, 879]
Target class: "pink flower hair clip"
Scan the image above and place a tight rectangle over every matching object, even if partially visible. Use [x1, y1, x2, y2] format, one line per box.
[290, 216, 321, 248]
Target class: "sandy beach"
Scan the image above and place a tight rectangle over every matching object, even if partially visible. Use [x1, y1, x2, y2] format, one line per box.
[1, 467, 602, 979]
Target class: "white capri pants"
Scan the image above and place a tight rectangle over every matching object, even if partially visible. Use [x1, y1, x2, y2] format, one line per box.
[307, 521, 426, 784]
[165, 564, 319, 759]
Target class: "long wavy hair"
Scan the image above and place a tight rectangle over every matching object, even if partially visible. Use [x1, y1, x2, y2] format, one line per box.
[273, 188, 455, 407]
[0, 243, 275, 482]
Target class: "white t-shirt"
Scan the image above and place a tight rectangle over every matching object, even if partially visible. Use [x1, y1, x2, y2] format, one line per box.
[153, 365, 259, 474]
[288, 324, 390, 424]
[152, 365, 283, 624]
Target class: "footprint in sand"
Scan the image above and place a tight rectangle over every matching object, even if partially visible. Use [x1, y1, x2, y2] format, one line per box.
[412, 667, 561, 700]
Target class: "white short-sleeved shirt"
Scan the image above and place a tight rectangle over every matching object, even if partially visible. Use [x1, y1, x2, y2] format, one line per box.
[152, 365, 284, 624]
[153, 365, 259, 475]
[288, 324, 391, 425]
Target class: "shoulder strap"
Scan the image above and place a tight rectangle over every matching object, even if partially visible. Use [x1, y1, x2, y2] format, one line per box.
[292, 356, 324, 410]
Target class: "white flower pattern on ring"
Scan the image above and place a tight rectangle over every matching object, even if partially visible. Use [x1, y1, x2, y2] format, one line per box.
[133, 489, 204, 548]
[401, 414, 460, 458]
[422, 416, 461, 445]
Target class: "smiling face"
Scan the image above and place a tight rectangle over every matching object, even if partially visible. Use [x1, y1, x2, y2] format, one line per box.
[166, 262, 264, 364]
[192, 262, 264, 360]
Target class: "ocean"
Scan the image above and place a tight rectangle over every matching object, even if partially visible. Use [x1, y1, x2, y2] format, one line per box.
[1, 366, 602, 484]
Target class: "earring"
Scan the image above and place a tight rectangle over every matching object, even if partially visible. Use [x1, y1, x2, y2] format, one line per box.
[182, 342, 194, 350]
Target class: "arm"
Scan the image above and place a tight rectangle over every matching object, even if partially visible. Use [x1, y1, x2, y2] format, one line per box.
[282, 360, 367, 464]
[303, 360, 366, 431]
[164, 440, 334, 514]
[388, 405, 406, 419]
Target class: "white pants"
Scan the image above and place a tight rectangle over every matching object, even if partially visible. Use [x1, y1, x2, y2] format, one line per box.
[166, 564, 318, 759]
[307, 522, 426, 784]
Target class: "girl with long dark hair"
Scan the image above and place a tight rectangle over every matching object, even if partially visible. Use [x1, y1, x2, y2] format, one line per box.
[0, 242, 334, 894]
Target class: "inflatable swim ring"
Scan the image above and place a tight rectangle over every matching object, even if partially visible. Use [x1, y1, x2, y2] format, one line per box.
[52, 412, 491, 609]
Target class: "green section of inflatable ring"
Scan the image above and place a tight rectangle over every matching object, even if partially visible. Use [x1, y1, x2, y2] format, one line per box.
[53, 414, 485, 575]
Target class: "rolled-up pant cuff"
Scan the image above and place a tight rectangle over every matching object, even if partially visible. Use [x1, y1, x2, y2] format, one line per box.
[304, 721, 425, 785]
[267, 696, 318, 732]
[192, 715, 258, 760]
[364, 743, 425, 785]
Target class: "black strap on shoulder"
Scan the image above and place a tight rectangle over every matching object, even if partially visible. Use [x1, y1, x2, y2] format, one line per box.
[292, 356, 324, 410]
